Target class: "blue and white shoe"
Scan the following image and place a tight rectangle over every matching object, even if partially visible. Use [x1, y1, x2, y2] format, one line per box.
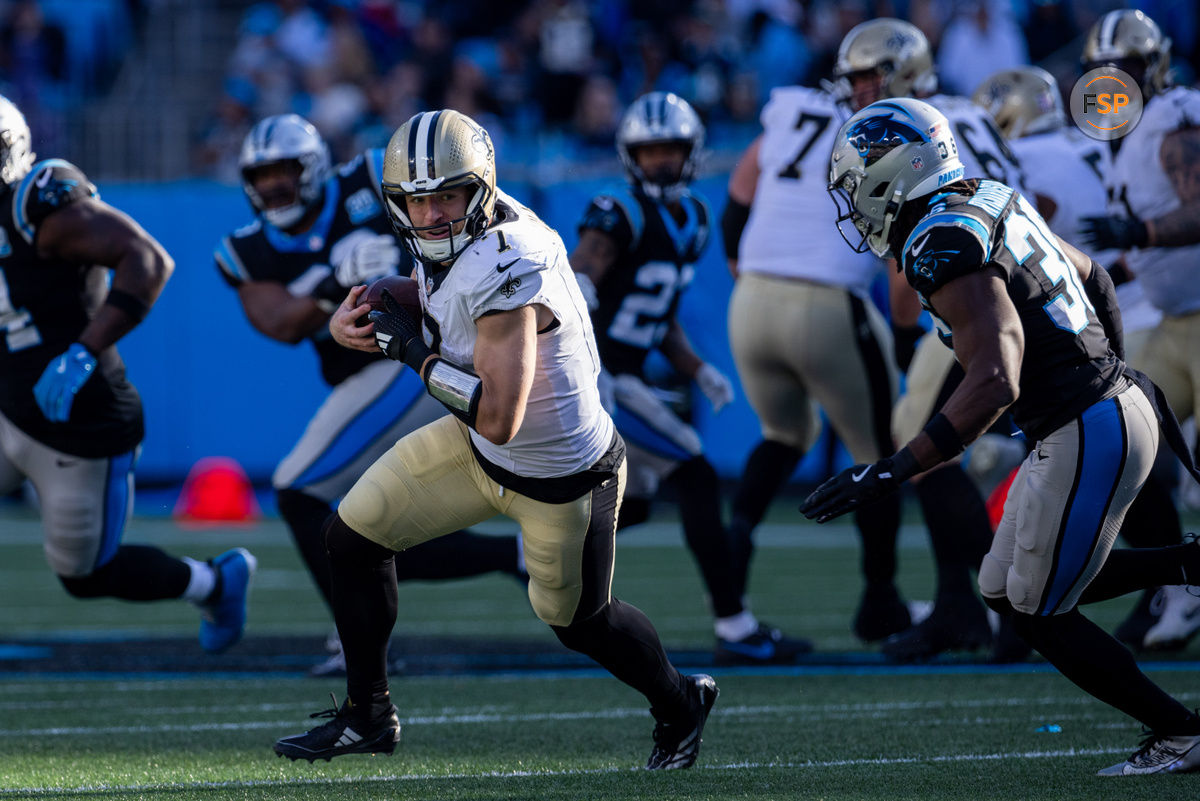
[199, 548, 256, 653]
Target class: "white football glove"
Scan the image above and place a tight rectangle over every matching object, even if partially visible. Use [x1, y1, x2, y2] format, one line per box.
[574, 271, 600, 312]
[332, 232, 402, 287]
[695, 362, 734, 413]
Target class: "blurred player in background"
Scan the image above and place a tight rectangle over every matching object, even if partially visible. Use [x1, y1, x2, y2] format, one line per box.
[217, 114, 525, 675]
[275, 109, 717, 770]
[0, 94, 254, 654]
[1078, 8, 1200, 653]
[571, 91, 811, 664]
[972, 63, 1182, 652]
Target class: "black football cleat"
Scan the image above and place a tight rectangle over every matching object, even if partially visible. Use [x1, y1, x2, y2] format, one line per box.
[715, 623, 813, 665]
[881, 600, 992, 663]
[646, 674, 719, 770]
[274, 694, 400, 763]
[853, 582, 912, 643]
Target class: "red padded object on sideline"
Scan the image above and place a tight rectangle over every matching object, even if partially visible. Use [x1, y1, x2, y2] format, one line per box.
[985, 465, 1020, 531]
[174, 457, 260, 524]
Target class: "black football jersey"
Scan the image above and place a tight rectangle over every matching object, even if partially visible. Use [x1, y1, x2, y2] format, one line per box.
[214, 149, 408, 386]
[579, 185, 710, 375]
[899, 179, 1124, 440]
[0, 159, 144, 457]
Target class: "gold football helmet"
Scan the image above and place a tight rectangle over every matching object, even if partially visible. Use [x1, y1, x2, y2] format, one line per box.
[1082, 9, 1171, 98]
[832, 19, 937, 108]
[381, 109, 497, 265]
[971, 67, 1066, 139]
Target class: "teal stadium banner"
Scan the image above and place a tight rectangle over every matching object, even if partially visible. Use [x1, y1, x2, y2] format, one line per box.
[105, 177, 849, 485]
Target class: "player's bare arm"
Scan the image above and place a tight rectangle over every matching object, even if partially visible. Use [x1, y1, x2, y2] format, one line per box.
[329, 284, 378, 352]
[238, 281, 330, 344]
[722, 135, 761, 278]
[472, 304, 541, 445]
[1150, 126, 1200, 247]
[37, 196, 173, 352]
[660, 317, 704, 377]
[910, 270, 1023, 470]
[570, 228, 619, 283]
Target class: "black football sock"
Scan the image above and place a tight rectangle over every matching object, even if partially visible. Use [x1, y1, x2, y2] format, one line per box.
[1078, 541, 1200, 604]
[57, 545, 191, 600]
[915, 465, 993, 600]
[275, 488, 335, 607]
[729, 440, 802, 598]
[666, 456, 742, 617]
[1012, 609, 1200, 735]
[394, 530, 523, 580]
[1120, 472, 1183, 548]
[855, 491, 902, 586]
[325, 515, 397, 713]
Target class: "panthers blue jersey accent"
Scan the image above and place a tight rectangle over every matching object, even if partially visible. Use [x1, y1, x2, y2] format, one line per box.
[579, 185, 710, 375]
[899, 179, 1124, 440]
[215, 151, 408, 386]
[0, 160, 144, 457]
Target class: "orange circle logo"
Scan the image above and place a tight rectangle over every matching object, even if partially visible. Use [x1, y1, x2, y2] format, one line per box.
[1069, 67, 1143, 140]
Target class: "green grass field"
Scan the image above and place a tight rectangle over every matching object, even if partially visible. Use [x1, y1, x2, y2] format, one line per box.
[1, 500, 1198, 800]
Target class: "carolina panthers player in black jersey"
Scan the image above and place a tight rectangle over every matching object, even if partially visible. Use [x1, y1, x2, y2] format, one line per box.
[806, 97, 1200, 776]
[217, 115, 524, 675]
[571, 92, 810, 664]
[0, 94, 254, 654]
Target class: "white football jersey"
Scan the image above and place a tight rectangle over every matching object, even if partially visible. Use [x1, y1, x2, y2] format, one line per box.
[1107, 86, 1200, 316]
[1009, 127, 1112, 255]
[738, 86, 882, 293]
[926, 93, 1028, 197]
[414, 188, 613, 478]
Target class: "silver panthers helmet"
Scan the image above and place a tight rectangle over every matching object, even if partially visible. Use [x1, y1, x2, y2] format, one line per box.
[239, 114, 331, 228]
[0, 95, 34, 186]
[971, 67, 1066, 139]
[381, 109, 497, 265]
[1082, 9, 1172, 99]
[828, 98, 965, 258]
[616, 92, 705, 201]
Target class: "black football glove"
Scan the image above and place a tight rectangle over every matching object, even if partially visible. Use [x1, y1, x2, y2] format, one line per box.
[1079, 215, 1148, 251]
[800, 453, 915, 524]
[368, 289, 423, 363]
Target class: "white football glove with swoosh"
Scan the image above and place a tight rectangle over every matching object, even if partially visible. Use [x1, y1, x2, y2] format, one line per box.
[331, 231, 402, 287]
[695, 362, 734, 413]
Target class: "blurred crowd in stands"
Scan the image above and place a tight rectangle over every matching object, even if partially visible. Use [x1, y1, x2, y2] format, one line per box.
[0, 1, 1197, 184]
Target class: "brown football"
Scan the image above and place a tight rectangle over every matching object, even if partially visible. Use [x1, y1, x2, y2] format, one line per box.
[363, 275, 422, 319]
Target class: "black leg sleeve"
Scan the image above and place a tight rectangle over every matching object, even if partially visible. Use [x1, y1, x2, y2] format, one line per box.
[855, 491, 902, 586]
[1078, 541, 1200, 604]
[325, 514, 397, 713]
[394, 530, 522, 580]
[729, 440, 803, 598]
[665, 456, 742, 618]
[1120, 472, 1183, 548]
[58, 544, 191, 600]
[915, 465, 993, 599]
[1012, 609, 1200, 735]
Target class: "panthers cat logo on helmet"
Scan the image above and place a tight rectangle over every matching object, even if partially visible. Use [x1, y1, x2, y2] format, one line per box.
[1082, 9, 1171, 98]
[828, 98, 964, 258]
[832, 19, 937, 108]
[239, 114, 331, 229]
[616, 92, 705, 202]
[0, 95, 34, 187]
[381, 109, 497, 265]
[972, 67, 1065, 139]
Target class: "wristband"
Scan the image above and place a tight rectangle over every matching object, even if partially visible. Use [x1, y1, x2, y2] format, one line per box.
[923, 412, 965, 460]
[720, 195, 751, 261]
[103, 288, 150, 322]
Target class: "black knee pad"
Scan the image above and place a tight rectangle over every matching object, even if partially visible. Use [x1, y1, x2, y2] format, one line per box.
[324, 514, 393, 565]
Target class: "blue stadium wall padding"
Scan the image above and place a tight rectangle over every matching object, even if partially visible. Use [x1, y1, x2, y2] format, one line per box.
[104, 177, 847, 485]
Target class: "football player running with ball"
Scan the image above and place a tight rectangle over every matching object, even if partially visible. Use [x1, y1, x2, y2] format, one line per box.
[0, 94, 254, 654]
[274, 109, 717, 770]
[217, 114, 525, 676]
[572, 92, 811, 664]
[806, 96, 1200, 776]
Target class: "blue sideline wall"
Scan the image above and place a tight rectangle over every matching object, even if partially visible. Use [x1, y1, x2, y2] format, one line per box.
[105, 177, 850, 485]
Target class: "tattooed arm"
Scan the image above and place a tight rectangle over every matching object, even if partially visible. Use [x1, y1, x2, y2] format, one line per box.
[1147, 126, 1200, 247]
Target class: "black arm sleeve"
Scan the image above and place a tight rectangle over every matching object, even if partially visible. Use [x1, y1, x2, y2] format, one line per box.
[1083, 260, 1124, 361]
[720, 195, 751, 261]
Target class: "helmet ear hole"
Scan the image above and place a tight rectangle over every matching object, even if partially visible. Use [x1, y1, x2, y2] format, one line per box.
[869, 182, 889, 198]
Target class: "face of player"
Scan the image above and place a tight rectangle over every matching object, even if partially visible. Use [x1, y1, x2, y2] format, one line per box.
[632, 142, 689, 186]
[246, 160, 303, 211]
[848, 69, 886, 112]
[405, 185, 472, 239]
